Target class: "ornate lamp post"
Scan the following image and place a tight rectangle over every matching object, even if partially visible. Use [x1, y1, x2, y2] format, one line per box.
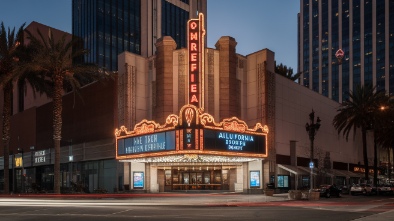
[305, 109, 321, 191]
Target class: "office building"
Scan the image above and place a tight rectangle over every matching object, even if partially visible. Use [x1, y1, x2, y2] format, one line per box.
[72, 0, 207, 71]
[298, 0, 394, 102]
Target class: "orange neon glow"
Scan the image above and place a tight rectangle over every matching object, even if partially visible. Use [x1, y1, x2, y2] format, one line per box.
[190, 53, 197, 61]
[190, 63, 197, 72]
[190, 21, 197, 29]
[190, 84, 197, 92]
[190, 32, 198, 40]
[190, 95, 198, 103]
[115, 104, 269, 160]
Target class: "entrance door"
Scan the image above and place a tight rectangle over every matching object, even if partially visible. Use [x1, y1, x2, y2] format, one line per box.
[168, 166, 230, 191]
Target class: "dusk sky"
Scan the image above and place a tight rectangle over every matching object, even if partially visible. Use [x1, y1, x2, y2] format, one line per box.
[0, 0, 299, 71]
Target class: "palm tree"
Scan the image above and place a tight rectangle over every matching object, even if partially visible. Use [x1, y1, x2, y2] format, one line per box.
[24, 28, 104, 194]
[0, 22, 25, 194]
[332, 84, 385, 182]
[275, 62, 301, 81]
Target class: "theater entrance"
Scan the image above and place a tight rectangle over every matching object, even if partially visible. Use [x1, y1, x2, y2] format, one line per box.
[161, 165, 234, 191]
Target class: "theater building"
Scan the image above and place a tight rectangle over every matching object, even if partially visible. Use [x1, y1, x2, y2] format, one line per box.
[116, 14, 270, 193]
[115, 14, 369, 193]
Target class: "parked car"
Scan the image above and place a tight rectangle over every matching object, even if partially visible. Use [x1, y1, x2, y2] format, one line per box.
[350, 183, 373, 195]
[317, 184, 342, 198]
[340, 185, 349, 194]
[376, 184, 392, 195]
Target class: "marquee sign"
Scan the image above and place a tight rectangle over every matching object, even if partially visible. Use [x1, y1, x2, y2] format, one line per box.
[117, 131, 176, 155]
[204, 130, 266, 154]
[115, 104, 269, 160]
[188, 13, 205, 108]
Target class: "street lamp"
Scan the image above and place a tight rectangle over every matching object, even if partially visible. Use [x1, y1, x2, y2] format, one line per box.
[305, 109, 321, 192]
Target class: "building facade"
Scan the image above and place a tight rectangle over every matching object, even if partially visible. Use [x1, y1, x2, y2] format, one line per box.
[298, 0, 394, 103]
[116, 14, 370, 193]
[72, 0, 207, 71]
[0, 13, 375, 194]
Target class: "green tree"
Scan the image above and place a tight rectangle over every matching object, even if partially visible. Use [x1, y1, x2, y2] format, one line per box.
[0, 22, 25, 194]
[24, 28, 104, 194]
[275, 62, 301, 81]
[332, 85, 385, 182]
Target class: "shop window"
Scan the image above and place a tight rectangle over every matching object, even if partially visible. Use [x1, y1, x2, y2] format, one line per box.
[277, 175, 290, 188]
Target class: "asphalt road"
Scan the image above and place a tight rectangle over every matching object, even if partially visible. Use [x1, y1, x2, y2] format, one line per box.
[0, 193, 393, 221]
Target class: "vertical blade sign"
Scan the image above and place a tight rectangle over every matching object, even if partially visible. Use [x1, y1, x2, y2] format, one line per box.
[188, 16, 201, 107]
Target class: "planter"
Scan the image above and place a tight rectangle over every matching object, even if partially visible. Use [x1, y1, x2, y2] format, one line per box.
[308, 191, 320, 200]
[288, 190, 302, 200]
[265, 189, 274, 196]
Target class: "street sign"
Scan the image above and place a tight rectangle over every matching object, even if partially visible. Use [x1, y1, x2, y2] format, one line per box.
[309, 162, 314, 169]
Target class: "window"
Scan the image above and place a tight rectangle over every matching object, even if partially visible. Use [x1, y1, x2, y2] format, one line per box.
[277, 175, 290, 188]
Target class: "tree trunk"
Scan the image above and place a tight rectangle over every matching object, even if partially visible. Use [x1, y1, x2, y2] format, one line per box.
[388, 148, 391, 180]
[2, 83, 12, 194]
[362, 128, 369, 182]
[373, 135, 378, 187]
[53, 73, 63, 194]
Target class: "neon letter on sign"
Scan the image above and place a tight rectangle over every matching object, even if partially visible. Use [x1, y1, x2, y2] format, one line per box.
[188, 18, 200, 106]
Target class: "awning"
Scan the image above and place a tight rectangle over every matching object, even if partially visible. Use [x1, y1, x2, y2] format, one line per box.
[278, 164, 310, 175]
[327, 169, 347, 177]
[330, 169, 363, 178]
[298, 166, 318, 175]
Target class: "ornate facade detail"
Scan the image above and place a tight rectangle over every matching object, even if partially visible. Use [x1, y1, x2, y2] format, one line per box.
[117, 63, 136, 129]
[178, 52, 186, 106]
[199, 111, 268, 135]
[265, 69, 276, 170]
[115, 113, 179, 138]
[223, 120, 247, 133]
[207, 50, 215, 113]
[117, 63, 127, 126]
[116, 104, 268, 160]
[208, 49, 214, 72]
[185, 107, 194, 126]
[257, 62, 265, 123]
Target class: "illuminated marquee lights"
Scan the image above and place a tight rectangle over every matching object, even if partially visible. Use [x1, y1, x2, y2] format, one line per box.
[119, 154, 262, 163]
[115, 104, 269, 160]
[188, 13, 205, 108]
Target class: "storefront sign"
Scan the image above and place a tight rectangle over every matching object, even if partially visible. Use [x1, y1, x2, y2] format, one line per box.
[204, 129, 266, 154]
[15, 157, 23, 167]
[117, 131, 176, 155]
[33, 150, 49, 165]
[353, 166, 377, 174]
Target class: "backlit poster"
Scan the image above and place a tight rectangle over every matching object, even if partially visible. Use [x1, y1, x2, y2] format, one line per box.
[133, 172, 144, 188]
[250, 171, 260, 188]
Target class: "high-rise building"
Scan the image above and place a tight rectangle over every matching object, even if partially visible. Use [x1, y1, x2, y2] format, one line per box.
[72, 0, 207, 71]
[298, 0, 394, 102]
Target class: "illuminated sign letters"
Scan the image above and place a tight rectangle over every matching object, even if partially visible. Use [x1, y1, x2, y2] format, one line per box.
[34, 150, 46, 164]
[188, 19, 200, 106]
[204, 129, 266, 154]
[15, 157, 23, 167]
[117, 131, 176, 155]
